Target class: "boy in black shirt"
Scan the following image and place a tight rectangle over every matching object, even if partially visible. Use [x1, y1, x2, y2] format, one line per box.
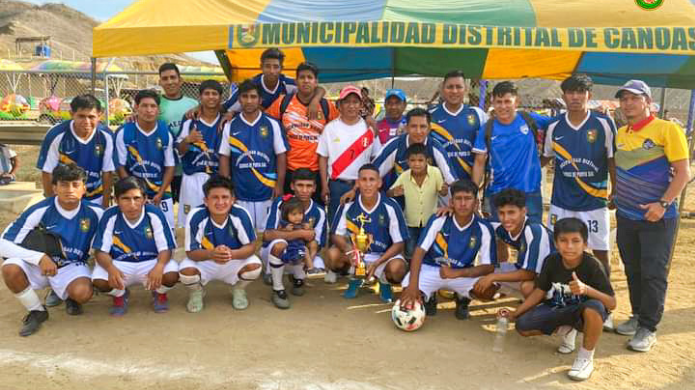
[500, 218, 616, 381]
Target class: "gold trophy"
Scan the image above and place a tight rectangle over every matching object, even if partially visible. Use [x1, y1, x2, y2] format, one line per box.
[352, 213, 371, 278]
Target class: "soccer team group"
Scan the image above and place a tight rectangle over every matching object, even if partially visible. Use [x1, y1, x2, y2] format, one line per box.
[0, 48, 690, 381]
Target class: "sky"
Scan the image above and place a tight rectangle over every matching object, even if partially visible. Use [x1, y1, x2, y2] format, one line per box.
[26, 0, 219, 63]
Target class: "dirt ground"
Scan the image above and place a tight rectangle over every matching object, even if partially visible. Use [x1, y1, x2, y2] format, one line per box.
[0, 145, 693, 390]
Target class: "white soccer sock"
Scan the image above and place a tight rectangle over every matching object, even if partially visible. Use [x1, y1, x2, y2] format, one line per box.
[578, 347, 594, 361]
[179, 273, 203, 291]
[292, 264, 306, 280]
[313, 256, 326, 269]
[108, 289, 125, 298]
[269, 254, 286, 291]
[156, 285, 173, 294]
[15, 287, 44, 312]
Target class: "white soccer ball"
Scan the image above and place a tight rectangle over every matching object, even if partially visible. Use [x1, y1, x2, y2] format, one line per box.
[391, 299, 426, 332]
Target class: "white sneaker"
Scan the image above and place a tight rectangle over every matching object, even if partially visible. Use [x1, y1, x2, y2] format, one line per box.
[603, 313, 615, 332]
[324, 270, 337, 284]
[231, 288, 249, 310]
[557, 328, 577, 354]
[568, 357, 594, 381]
[628, 327, 657, 352]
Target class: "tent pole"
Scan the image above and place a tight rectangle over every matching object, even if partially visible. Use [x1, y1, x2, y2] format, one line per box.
[659, 87, 667, 118]
[90, 57, 96, 95]
[479, 79, 486, 110]
[668, 89, 695, 274]
[390, 49, 395, 89]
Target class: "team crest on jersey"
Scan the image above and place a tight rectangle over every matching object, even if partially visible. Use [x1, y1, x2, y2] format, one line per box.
[467, 114, 476, 126]
[308, 217, 315, 226]
[469, 236, 477, 248]
[520, 242, 527, 253]
[144, 225, 154, 240]
[184, 205, 190, 214]
[520, 125, 529, 135]
[260, 126, 269, 138]
[236, 24, 260, 48]
[643, 138, 656, 150]
[586, 129, 597, 143]
[550, 214, 558, 225]
[378, 213, 386, 226]
[94, 143, 103, 156]
[80, 218, 90, 232]
[155, 137, 163, 150]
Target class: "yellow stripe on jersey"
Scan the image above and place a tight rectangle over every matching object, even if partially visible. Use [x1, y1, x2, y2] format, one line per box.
[201, 236, 214, 250]
[228, 136, 249, 155]
[112, 235, 132, 253]
[193, 141, 209, 153]
[346, 220, 359, 235]
[59, 153, 77, 165]
[86, 184, 103, 197]
[251, 168, 276, 188]
[435, 232, 448, 258]
[553, 142, 608, 198]
[430, 123, 472, 175]
[127, 145, 161, 193]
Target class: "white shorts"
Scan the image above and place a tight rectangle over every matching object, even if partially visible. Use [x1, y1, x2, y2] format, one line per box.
[260, 239, 324, 275]
[156, 198, 175, 232]
[548, 205, 610, 251]
[2, 259, 90, 300]
[236, 199, 272, 232]
[402, 263, 479, 299]
[361, 253, 405, 282]
[178, 173, 210, 227]
[92, 259, 179, 288]
[179, 255, 261, 286]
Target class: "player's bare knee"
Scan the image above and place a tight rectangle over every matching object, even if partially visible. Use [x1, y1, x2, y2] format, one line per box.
[68, 280, 93, 303]
[520, 281, 535, 297]
[270, 242, 287, 257]
[386, 261, 406, 284]
[2, 264, 28, 292]
[238, 263, 261, 280]
[179, 267, 200, 276]
[92, 278, 111, 292]
[162, 272, 179, 287]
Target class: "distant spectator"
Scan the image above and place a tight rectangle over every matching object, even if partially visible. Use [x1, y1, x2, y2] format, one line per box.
[0, 143, 18, 185]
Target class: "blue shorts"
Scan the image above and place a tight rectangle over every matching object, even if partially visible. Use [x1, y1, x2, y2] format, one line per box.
[516, 299, 608, 335]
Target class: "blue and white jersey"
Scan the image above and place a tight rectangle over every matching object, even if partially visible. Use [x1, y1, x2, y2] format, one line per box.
[0, 197, 103, 266]
[36, 121, 115, 201]
[176, 115, 223, 176]
[429, 103, 487, 181]
[372, 133, 456, 190]
[93, 204, 176, 263]
[218, 113, 288, 202]
[543, 112, 616, 211]
[417, 214, 497, 269]
[472, 112, 554, 195]
[263, 197, 327, 247]
[115, 121, 175, 199]
[492, 218, 555, 274]
[223, 73, 297, 113]
[185, 204, 257, 252]
[332, 194, 408, 254]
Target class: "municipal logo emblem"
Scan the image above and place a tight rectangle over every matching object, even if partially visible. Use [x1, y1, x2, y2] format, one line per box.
[144, 225, 154, 240]
[237, 24, 260, 48]
[95, 143, 103, 156]
[155, 137, 163, 150]
[469, 236, 477, 248]
[467, 114, 476, 126]
[550, 214, 558, 225]
[260, 126, 269, 138]
[636, 0, 664, 10]
[79, 218, 90, 232]
[643, 139, 656, 150]
[520, 125, 529, 135]
[586, 129, 597, 144]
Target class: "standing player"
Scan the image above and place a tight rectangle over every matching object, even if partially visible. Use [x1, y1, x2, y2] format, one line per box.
[0, 164, 103, 336]
[219, 79, 288, 231]
[326, 164, 409, 302]
[400, 180, 497, 320]
[92, 177, 178, 315]
[37, 94, 115, 208]
[430, 70, 487, 181]
[262, 169, 327, 306]
[376, 89, 408, 146]
[176, 80, 224, 226]
[115, 90, 176, 230]
[178, 176, 262, 312]
[541, 74, 617, 328]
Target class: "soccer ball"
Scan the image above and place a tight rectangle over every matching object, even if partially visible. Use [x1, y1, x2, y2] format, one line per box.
[391, 299, 425, 332]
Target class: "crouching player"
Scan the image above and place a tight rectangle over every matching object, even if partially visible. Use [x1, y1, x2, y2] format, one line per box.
[500, 218, 615, 381]
[326, 164, 408, 302]
[0, 164, 103, 336]
[179, 176, 261, 312]
[400, 180, 497, 320]
[92, 177, 178, 315]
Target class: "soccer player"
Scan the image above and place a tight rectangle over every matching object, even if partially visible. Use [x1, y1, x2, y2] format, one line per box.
[176, 80, 224, 226]
[219, 79, 288, 231]
[37, 94, 115, 208]
[541, 74, 617, 328]
[400, 180, 497, 320]
[266, 62, 339, 202]
[326, 164, 409, 302]
[92, 177, 178, 315]
[318, 85, 380, 224]
[501, 218, 615, 381]
[472, 81, 554, 223]
[178, 176, 262, 313]
[0, 164, 103, 336]
[612, 80, 690, 352]
[262, 169, 327, 307]
[115, 90, 176, 230]
[158, 63, 199, 209]
[376, 89, 407, 146]
[429, 70, 488, 181]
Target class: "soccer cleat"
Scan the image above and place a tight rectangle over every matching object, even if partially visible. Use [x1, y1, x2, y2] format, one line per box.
[231, 288, 249, 310]
[44, 289, 62, 307]
[379, 282, 393, 303]
[109, 289, 129, 317]
[291, 278, 305, 296]
[568, 357, 594, 381]
[603, 313, 615, 332]
[272, 289, 291, 309]
[615, 315, 639, 336]
[19, 308, 49, 337]
[262, 273, 273, 286]
[424, 294, 438, 316]
[455, 296, 471, 320]
[343, 278, 362, 299]
[628, 327, 657, 352]
[152, 291, 169, 313]
[65, 298, 83, 315]
[324, 270, 337, 284]
[557, 328, 578, 354]
[186, 289, 205, 313]
[307, 267, 325, 276]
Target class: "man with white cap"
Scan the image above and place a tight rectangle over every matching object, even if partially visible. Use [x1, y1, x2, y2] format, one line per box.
[612, 79, 690, 352]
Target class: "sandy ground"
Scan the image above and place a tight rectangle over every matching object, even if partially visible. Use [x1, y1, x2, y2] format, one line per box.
[0, 146, 693, 390]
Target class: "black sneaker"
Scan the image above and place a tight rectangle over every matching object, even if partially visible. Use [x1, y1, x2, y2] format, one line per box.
[455, 297, 471, 320]
[65, 298, 83, 316]
[424, 294, 437, 316]
[19, 308, 49, 337]
[291, 278, 305, 296]
[272, 289, 290, 309]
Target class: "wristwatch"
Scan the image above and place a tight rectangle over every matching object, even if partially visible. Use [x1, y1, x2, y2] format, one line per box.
[659, 199, 671, 209]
